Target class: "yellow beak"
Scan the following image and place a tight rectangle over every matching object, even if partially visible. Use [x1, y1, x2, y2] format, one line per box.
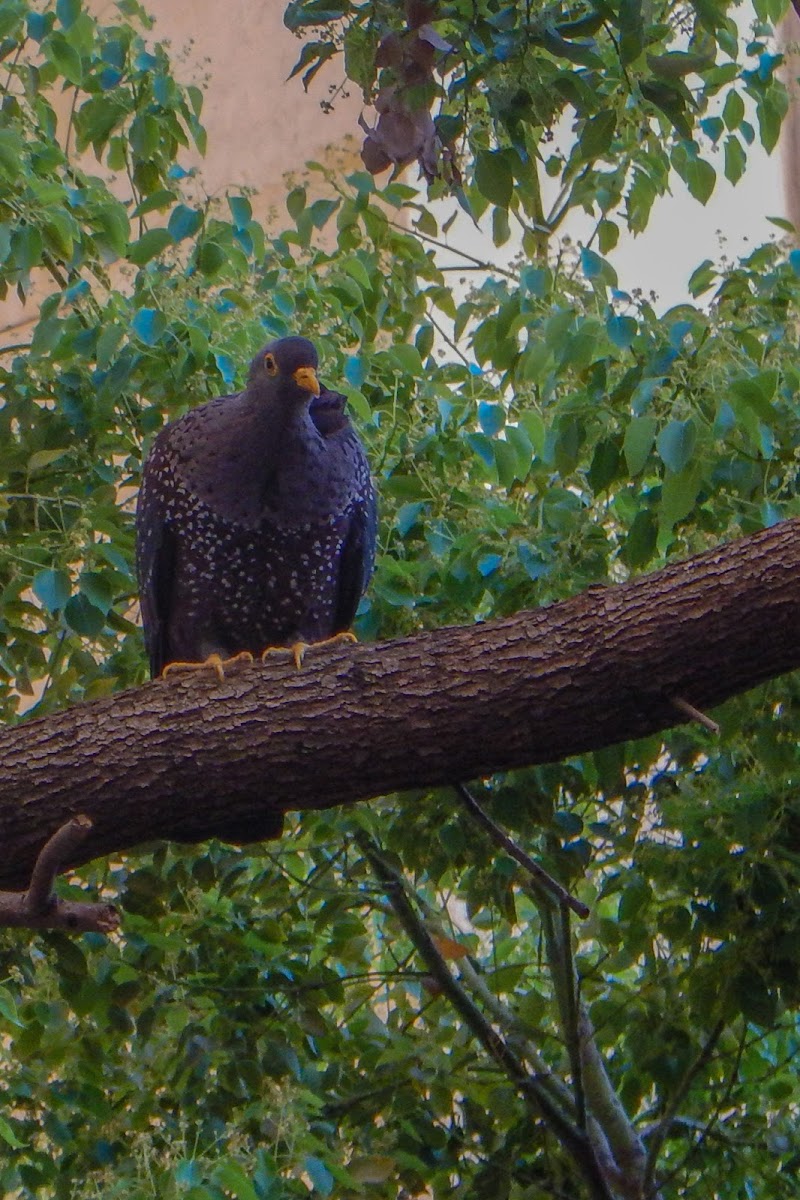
[293, 366, 320, 397]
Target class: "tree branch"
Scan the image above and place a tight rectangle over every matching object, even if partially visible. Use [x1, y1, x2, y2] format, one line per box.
[356, 831, 616, 1200]
[0, 519, 798, 889]
[454, 782, 590, 917]
[0, 816, 119, 932]
[643, 1018, 725, 1194]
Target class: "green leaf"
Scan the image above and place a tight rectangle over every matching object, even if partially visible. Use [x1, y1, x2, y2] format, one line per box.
[127, 228, 172, 265]
[44, 211, 75, 259]
[32, 569, 71, 613]
[618, 877, 652, 920]
[344, 258, 372, 292]
[587, 439, 620, 492]
[683, 156, 716, 204]
[79, 571, 114, 612]
[304, 1156, 334, 1197]
[730, 370, 778, 421]
[623, 416, 657, 475]
[167, 204, 203, 242]
[96, 323, 125, 368]
[308, 198, 338, 228]
[56, 0, 81, 28]
[606, 314, 637, 349]
[389, 343, 423, 375]
[94, 203, 131, 257]
[0, 986, 22, 1027]
[757, 96, 784, 154]
[620, 509, 657, 568]
[345, 388, 371, 423]
[131, 307, 166, 346]
[647, 51, 715, 79]
[723, 90, 745, 130]
[286, 187, 306, 220]
[27, 447, 70, 474]
[619, 0, 644, 63]
[494, 438, 519, 488]
[13, 225, 43, 271]
[724, 136, 746, 185]
[659, 463, 703, 531]
[474, 149, 513, 207]
[196, 241, 226, 275]
[46, 31, 83, 84]
[0, 129, 23, 177]
[641, 80, 692, 139]
[211, 1162, 259, 1200]
[349, 1157, 395, 1185]
[343, 24, 376, 93]
[598, 219, 619, 253]
[579, 110, 616, 162]
[478, 402, 505, 435]
[228, 195, 252, 229]
[687, 258, 716, 297]
[0, 1117, 23, 1149]
[505, 424, 534, 479]
[519, 411, 545, 456]
[657, 419, 697, 473]
[65, 594, 106, 636]
[492, 204, 511, 246]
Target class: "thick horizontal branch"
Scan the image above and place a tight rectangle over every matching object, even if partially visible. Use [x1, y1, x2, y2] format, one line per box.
[0, 518, 798, 889]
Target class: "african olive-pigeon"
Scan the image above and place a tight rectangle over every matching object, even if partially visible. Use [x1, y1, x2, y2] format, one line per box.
[136, 335, 376, 680]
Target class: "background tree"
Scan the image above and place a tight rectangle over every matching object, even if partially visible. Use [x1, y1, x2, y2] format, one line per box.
[0, 0, 799, 1197]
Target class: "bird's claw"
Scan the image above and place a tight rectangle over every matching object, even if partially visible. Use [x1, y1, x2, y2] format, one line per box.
[161, 651, 254, 684]
[261, 642, 309, 670]
[260, 632, 358, 671]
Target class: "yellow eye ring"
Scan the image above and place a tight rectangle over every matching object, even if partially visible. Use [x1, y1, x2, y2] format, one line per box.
[264, 353, 278, 376]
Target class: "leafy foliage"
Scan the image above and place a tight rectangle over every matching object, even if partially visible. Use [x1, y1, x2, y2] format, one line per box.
[285, 0, 789, 244]
[0, 0, 799, 1197]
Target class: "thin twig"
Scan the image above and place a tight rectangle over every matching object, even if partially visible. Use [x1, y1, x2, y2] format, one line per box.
[386, 217, 520, 279]
[454, 783, 590, 918]
[559, 904, 586, 1129]
[64, 86, 79, 158]
[1, 494, 83, 508]
[648, 1023, 745, 1198]
[426, 307, 472, 367]
[2, 40, 24, 96]
[671, 697, 720, 734]
[643, 1017, 725, 1194]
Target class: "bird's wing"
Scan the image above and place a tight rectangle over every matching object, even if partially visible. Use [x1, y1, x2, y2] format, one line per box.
[335, 472, 378, 633]
[136, 451, 177, 679]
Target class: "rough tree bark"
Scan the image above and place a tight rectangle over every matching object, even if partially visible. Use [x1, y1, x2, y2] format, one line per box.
[0, 518, 798, 890]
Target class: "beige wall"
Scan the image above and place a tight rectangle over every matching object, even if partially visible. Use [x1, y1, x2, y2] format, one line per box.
[132, 0, 361, 220]
[780, 8, 800, 239]
[1, 1, 361, 335]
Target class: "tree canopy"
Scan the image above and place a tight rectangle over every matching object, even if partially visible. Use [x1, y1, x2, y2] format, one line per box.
[0, 0, 799, 1197]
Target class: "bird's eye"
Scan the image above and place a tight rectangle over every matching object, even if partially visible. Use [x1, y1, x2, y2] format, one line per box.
[264, 353, 278, 376]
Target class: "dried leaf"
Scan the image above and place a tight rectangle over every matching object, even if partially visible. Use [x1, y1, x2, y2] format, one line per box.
[432, 933, 469, 960]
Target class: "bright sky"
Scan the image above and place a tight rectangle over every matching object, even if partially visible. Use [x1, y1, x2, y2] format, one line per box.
[442, 134, 784, 315]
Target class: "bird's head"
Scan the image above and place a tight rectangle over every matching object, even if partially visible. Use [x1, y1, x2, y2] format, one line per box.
[248, 336, 320, 402]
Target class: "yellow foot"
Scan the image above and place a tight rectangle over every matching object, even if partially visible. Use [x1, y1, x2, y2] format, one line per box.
[161, 651, 254, 684]
[261, 631, 358, 670]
